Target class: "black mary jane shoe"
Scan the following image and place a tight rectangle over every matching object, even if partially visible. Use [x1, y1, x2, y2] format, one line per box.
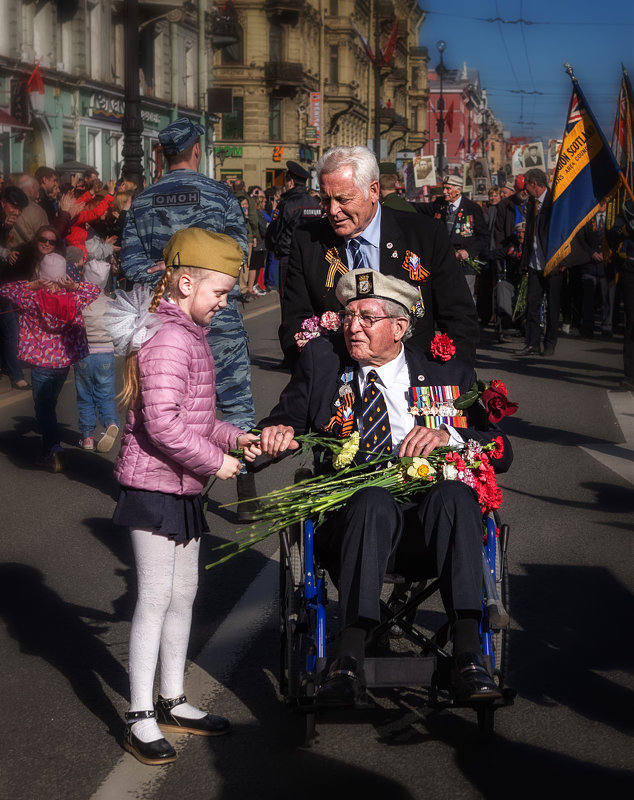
[155, 694, 230, 736]
[123, 710, 177, 765]
[450, 652, 502, 703]
[316, 656, 365, 707]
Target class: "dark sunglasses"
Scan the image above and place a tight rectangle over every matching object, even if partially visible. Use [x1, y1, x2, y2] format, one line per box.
[38, 236, 57, 244]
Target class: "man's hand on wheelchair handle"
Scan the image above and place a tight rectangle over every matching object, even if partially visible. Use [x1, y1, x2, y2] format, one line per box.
[259, 425, 300, 458]
[399, 426, 450, 458]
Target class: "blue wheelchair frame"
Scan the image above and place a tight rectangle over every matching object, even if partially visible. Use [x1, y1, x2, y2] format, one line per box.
[279, 509, 514, 740]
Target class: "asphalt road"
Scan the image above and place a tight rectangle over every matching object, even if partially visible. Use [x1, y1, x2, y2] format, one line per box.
[0, 293, 632, 800]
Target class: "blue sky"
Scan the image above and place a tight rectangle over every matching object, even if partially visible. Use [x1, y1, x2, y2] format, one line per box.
[418, 0, 634, 143]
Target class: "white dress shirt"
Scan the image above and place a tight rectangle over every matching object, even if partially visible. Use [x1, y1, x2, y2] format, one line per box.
[345, 204, 382, 273]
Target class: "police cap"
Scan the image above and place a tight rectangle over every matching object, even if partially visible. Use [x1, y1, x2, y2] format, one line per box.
[2, 185, 29, 209]
[379, 162, 398, 176]
[159, 117, 205, 156]
[286, 161, 310, 182]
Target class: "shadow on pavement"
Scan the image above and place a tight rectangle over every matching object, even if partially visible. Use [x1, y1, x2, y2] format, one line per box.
[0, 563, 129, 736]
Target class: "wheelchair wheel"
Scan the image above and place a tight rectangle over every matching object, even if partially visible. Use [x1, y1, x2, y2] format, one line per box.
[280, 521, 304, 699]
[491, 532, 510, 686]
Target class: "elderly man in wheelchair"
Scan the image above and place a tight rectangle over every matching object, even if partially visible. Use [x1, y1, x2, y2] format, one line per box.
[245, 270, 513, 710]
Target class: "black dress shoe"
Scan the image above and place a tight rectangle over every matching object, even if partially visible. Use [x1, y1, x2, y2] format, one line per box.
[516, 345, 538, 356]
[541, 345, 555, 356]
[451, 652, 502, 702]
[123, 710, 177, 765]
[316, 656, 364, 706]
[155, 694, 230, 736]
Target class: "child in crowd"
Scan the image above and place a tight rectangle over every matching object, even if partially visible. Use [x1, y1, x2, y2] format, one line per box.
[74, 259, 119, 452]
[0, 252, 99, 471]
[106, 228, 258, 766]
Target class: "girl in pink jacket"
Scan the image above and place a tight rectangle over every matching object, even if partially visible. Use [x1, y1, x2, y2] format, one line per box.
[107, 228, 257, 766]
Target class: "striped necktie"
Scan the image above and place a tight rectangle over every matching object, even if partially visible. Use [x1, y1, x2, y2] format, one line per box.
[360, 370, 393, 460]
[349, 237, 366, 270]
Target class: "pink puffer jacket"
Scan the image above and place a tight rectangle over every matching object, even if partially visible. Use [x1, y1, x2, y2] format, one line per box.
[114, 300, 244, 495]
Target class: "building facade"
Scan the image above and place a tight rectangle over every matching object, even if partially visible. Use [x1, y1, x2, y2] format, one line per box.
[211, 0, 429, 187]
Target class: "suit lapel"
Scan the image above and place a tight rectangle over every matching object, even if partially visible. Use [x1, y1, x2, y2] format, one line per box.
[379, 207, 408, 277]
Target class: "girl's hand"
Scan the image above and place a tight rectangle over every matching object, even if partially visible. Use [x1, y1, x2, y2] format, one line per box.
[216, 454, 243, 480]
[237, 432, 262, 462]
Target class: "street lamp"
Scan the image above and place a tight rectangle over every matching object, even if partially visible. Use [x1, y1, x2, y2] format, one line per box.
[436, 40, 446, 181]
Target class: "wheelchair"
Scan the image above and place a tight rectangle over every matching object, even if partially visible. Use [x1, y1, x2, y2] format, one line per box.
[278, 469, 515, 744]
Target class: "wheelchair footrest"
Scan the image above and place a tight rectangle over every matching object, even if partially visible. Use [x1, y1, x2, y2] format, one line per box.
[364, 656, 437, 688]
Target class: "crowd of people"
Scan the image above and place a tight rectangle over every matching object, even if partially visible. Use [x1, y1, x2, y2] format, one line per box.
[1, 124, 632, 766]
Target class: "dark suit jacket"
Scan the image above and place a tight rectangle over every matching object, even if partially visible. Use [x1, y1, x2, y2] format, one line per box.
[418, 196, 488, 275]
[521, 188, 552, 272]
[280, 205, 479, 367]
[259, 336, 513, 475]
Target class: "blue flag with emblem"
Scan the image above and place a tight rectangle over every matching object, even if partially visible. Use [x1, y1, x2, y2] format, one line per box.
[545, 68, 622, 276]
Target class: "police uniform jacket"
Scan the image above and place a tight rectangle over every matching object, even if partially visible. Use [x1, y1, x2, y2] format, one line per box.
[259, 335, 513, 475]
[280, 205, 479, 367]
[265, 185, 322, 260]
[121, 168, 248, 285]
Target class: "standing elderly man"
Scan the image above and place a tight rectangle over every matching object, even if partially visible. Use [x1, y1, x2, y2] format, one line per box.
[279, 146, 479, 369]
[249, 270, 512, 706]
[421, 174, 489, 303]
[120, 117, 259, 518]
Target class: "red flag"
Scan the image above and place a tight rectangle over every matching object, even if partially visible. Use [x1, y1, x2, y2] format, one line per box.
[445, 102, 454, 134]
[382, 18, 400, 65]
[27, 63, 44, 95]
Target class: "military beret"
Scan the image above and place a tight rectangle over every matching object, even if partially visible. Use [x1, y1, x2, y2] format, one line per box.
[379, 162, 398, 175]
[2, 185, 29, 209]
[163, 228, 243, 279]
[158, 117, 205, 156]
[336, 269, 420, 315]
[286, 161, 310, 181]
[442, 174, 463, 188]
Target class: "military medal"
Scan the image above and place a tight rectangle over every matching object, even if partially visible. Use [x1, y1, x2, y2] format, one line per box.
[402, 250, 430, 282]
[407, 385, 467, 428]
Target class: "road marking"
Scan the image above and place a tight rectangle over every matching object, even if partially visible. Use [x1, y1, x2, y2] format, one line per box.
[580, 390, 634, 485]
[242, 300, 279, 321]
[89, 552, 279, 800]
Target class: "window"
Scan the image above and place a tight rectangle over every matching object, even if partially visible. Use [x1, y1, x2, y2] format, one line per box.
[269, 22, 283, 61]
[329, 46, 338, 84]
[222, 23, 243, 64]
[63, 128, 76, 163]
[330, 1, 339, 14]
[269, 96, 281, 140]
[222, 96, 243, 140]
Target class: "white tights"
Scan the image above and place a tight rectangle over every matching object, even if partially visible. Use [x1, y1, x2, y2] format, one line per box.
[128, 528, 205, 742]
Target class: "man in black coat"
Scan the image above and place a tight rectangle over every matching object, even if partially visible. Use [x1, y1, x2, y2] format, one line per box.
[517, 168, 561, 357]
[418, 174, 488, 304]
[265, 160, 322, 295]
[249, 270, 512, 707]
[279, 146, 478, 369]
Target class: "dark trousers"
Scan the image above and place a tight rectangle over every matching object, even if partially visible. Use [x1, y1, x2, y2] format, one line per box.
[31, 365, 70, 453]
[525, 268, 562, 349]
[0, 301, 25, 382]
[622, 271, 634, 379]
[315, 482, 484, 628]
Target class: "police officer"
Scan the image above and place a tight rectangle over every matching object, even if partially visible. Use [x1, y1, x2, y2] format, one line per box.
[120, 117, 259, 519]
[265, 161, 322, 295]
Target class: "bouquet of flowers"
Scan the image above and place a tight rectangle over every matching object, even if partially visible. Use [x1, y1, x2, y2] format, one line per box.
[206, 433, 505, 568]
[294, 311, 341, 350]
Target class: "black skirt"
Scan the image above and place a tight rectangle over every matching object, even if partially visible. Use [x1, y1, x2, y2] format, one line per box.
[113, 487, 209, 543]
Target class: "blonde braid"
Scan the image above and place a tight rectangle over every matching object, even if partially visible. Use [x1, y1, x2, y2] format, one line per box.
[149, 266, 173, 312]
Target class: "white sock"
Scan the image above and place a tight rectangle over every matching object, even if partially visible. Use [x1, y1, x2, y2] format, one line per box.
[128, 717, 163, 743]
[165, 699, 206, 720]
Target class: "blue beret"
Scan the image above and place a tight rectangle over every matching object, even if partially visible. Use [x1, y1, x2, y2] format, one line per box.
[159, 117, 205, 156]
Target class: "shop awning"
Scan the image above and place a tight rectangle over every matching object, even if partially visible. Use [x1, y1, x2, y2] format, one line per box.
[0, 110, 31, 130]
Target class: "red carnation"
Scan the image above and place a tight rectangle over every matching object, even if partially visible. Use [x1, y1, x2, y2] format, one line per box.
[491, 436, 504, 459]
[481, 385, 518, 423]
[430, 333, 456, 362]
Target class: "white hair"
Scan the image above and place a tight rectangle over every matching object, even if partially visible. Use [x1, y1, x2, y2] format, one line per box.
[379, 298, 414, 341]
[315, 146, 379, 200]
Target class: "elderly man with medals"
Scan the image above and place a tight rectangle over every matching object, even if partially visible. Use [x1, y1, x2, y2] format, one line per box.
[247, 270, 513, 707]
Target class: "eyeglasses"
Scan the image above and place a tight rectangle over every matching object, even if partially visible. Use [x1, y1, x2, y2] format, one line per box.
[38, 236, 56, 245]
[338, 310, 399, 328]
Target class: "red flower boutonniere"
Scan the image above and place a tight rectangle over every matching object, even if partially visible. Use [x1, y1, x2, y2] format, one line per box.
[454, 378, 519, 423]
[430, 333, 456, 362]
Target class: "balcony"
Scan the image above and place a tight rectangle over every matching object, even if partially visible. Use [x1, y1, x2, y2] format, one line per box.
[265, 0, 303, 24]
[265, 61, 316, 96]
[410, 46, 429, 60]
[208, 11, 240, 48]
